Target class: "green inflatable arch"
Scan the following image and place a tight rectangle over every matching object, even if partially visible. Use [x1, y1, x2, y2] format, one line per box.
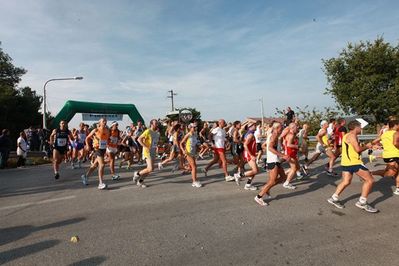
[52, 100, 144, 128]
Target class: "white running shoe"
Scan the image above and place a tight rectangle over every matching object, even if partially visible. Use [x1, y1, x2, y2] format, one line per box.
[225, 175, 235, 182]
[355, 201, 378, 213]
[254, 196, 268, 206]
[98, 183, 107, 190]
[81, 174, 88, 186]
[327, 197, 344, 209]
[137, 181, 147, 188]
[158, 162, 163, 170]
[112, 175, 120, 181]
[233, 173, 241, 186]
[393, 188, 399, 196]
[133, 171, 139, 183]
[283, 183, 296, 190]
[244, 184, 257, 190]
[192, 181, 202, 188]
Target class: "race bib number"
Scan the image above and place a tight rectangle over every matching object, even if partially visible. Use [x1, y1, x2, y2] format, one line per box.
[57, 138, 67, 147]
[99, 140, 107, 149]
[110, 136, 118, 144]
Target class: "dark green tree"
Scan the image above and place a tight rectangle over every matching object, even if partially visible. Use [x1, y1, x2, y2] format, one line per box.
[323, 37, 399, 123]
[0, 42, 43, 147]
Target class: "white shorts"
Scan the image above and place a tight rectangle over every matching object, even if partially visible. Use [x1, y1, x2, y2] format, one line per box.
[107, 147, 118, 154]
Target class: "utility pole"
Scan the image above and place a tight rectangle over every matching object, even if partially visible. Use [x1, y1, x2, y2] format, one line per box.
[259, 97, 265, 130]
[167, 90, 177, 111]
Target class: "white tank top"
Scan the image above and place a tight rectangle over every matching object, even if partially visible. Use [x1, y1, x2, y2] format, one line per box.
[266, 134, 280, 163]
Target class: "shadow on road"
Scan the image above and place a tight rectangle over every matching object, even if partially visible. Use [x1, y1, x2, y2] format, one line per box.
[0, 217, 86, 246]
[68, 256, 107, 266]
[0, 239, 60, 264]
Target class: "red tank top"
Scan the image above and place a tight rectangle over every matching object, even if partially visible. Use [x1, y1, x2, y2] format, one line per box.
[243, 131, 257, 161]
[285, 137, 298, 158]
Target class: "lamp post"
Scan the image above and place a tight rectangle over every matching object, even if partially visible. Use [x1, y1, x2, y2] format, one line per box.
[43, 77, 83, 129]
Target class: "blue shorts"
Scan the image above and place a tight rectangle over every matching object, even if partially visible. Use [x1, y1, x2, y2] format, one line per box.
[342, 165, 368, 174]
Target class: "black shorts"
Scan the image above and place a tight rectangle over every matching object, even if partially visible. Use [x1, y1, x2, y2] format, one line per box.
[256, 143, 262, 152]
[342, 165, 368, 174]
[54, 147, 67, 155]
[267, 162, 281, 170]
[231, 143, 243, 157]
[383, 157, 399, 164]
[94, 149, 106, 157]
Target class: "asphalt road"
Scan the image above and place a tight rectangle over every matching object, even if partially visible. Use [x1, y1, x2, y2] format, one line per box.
[0, 154, 398, 266]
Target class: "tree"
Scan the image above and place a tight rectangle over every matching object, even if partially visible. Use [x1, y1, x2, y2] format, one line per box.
[0, 42, 43, 148]
[323, 37, 399, 123]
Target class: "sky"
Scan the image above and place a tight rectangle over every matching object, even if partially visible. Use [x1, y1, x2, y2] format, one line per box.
[1, 0, 399, 128]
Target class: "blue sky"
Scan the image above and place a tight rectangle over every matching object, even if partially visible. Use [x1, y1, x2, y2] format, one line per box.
[1, 0, 398, 127]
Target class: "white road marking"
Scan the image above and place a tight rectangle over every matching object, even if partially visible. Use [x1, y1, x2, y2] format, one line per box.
[0, 195, 76, 211]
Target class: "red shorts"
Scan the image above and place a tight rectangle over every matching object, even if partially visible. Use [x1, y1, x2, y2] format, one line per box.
[213, 147, 225, 154]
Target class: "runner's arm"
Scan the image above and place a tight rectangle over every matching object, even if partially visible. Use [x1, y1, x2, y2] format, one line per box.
[85, 129, 96, 147]
[394, 131, 399, 149]
[268, 134, 289, 160]
[49, 129, 57, 145]
[286, 134, 298, 149]
[347, 134, 371, 153]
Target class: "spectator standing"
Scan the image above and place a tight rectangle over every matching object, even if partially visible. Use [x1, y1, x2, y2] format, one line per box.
[285, 107, 295, 126]
[17, 131, 28, 168]
[0, 129, 11, 169]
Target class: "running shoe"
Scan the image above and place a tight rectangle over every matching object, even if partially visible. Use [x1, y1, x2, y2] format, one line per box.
[244, 184, 257, 190]
[254, 196, 268, 206]
[71, 163, 76, 169]
[198, 154, 204, 160]
[112, 175, 120, 181]
[137, 181, 147, 188]
[54, 173, 60, 180]
[158, 162, 163, 170]
[233, 173, 241, 186]
[283, 183, 296, 190]
[394, 187, 399, 196]
[300, 164, 308, 176]
[192, 181, 202, 188]
[225, 175, 235, 182]
[81, 174, 88, 186]
[326, 170, 338, 176]
[98, 183, 107, 190]
[201, 168, 208, 177]
[133, 171, 139, 183]
[355, 201, 378, 213]
[327, 197, 344, 209]
[78, 161, 82, 168]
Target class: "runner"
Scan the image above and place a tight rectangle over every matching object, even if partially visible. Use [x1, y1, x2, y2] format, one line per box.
[81, 118, 110, 190]
[298, 123, 309, 162]
[119, 127, 135, 169]
[254, 122, 290, 206]
[180, 123, 202, 188]
[49, 120, 74, 179]
[327, 120, 378, 213]
[134, 121, 145, 164]
[283, 123, 300, 189]
[302, 120, 337, 176]
[198, 122, 211, 159]
[234, 122, 258, 190]
[255, 122, 263, 166]
[202, 119, 234, 182]
[231, 121, 244, 176]
[371, 120, 399, 195]
[158, 123, 182, 171]
[333, 118, 347, 158]
[71, 122, 87, 169]
[107, 121, 121, 180]
[133, 119, 160, 188]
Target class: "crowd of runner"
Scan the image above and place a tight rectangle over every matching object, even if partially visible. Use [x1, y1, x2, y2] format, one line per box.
[45, 113, 399, 213]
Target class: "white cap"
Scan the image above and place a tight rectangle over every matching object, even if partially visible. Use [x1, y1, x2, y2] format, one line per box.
[320, 120, 328, 127]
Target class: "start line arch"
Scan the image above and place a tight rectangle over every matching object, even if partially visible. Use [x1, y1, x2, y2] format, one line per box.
[52, 100, 144, 128]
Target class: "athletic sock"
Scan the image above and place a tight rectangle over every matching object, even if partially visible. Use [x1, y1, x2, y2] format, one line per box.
[256, 194, 262, 199]
[332, 194, 339, 201]
[359, 196, 367, 204]
[246, 178, 253, 185]
[139, 179, 144, 183]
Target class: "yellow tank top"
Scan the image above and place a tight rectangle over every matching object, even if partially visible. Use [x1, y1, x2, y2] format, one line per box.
[341, 134, 363, 166]
[381, 130, 399, 158]
[319, 129, 328, 145]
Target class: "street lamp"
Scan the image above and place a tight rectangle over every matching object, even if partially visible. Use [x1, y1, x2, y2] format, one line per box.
[43, 76, 83, 129]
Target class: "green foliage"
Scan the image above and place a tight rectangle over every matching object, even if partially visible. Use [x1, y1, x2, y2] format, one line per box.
[0, 42, 43, 147]
[275, 106, 343, 135]
[323, 37, 399, 123]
